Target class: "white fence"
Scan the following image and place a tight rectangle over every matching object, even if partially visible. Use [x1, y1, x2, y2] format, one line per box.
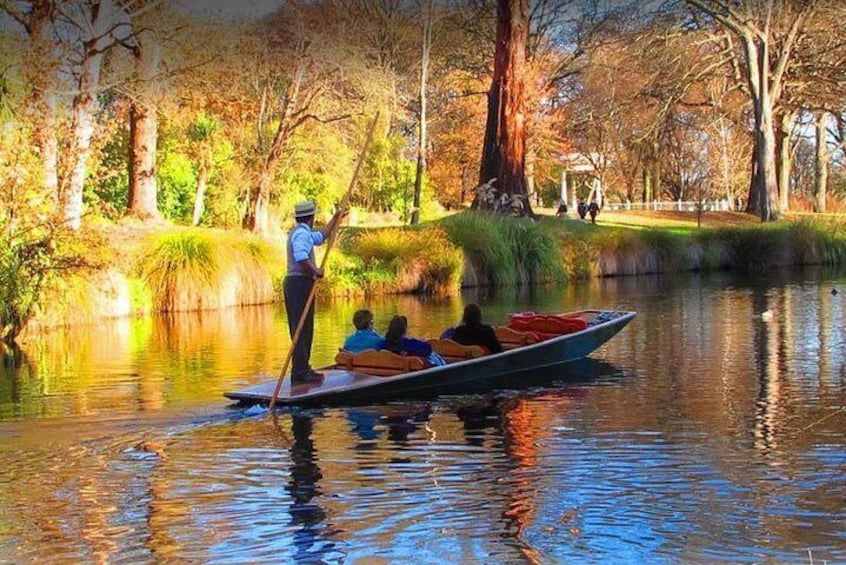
[603, 199, 741, 213]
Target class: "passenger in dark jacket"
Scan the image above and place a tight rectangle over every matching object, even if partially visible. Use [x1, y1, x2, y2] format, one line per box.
[381, 315, 445, 366]
[451, 303, 503, 354]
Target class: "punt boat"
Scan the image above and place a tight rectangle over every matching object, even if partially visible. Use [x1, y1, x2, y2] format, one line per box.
[224, 309, 635, 407]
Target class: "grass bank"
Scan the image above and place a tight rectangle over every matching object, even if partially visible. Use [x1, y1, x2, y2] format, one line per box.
[542, 213, 846, 278]
[18, 211, 846, 334]
[25, 224, 284, 334]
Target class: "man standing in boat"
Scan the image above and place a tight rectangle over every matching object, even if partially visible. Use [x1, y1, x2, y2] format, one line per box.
[285, 201, 347, 384]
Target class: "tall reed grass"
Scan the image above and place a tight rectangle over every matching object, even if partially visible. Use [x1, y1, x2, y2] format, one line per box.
[439, 212, 565, 286]
[335, 227, 463, 295]
[788, 218, 846, 266]
[135, 229, 282, 311]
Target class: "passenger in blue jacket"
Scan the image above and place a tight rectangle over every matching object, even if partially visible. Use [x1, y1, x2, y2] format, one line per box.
[343, 309, 384, 353]
[381, 315, 446, 366]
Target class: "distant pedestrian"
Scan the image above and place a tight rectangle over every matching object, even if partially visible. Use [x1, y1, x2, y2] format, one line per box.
[588, 200, 599, 224]
[577, 200, 587, 220]
[556, 200, 568, 217]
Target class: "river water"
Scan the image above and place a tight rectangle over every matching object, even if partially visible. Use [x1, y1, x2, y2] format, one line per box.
[1, 270, 844, 563]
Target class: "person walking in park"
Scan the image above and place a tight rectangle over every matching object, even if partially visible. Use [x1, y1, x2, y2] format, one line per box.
[577, 200, 587, 220]
[284, 200, 347, 384]
[588, 200, 600, 224]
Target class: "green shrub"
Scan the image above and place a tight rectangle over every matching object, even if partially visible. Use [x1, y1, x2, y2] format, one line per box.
[0, 226, 94, 344]
[440, 212, 517, 285]
[440, 212, 564, 285]
[504, 219, 566, 282]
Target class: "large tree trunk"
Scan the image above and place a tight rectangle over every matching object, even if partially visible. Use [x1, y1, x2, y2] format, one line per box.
[748, 105, 780, 221]
[128, 104, 160, 219]
[64, 50, 103, 230]
[62, 0, 119, 230]
[127, 23, 162, 221]
[814, 111, 828, 213]
[745, 44, 780, 222]
[474, 0, 532, 216]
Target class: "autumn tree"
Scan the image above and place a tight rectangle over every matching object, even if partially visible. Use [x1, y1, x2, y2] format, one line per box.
[474, 0, 531, 216]
[424, 3, 490, 208]
[686, 0, 819, 221]
[410, 0, 434, 225]
[126, 0, 168, 221]
[2, 0, 156, 229]
[788, 2, 846, 213]
[1, 0, 61, 198]
[238, 6, 357, 234]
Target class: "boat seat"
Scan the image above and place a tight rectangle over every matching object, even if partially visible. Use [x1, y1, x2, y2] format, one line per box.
[335, 349, 427, 376]
[494, 326, 540, 350]
[427, 339, 486, 362]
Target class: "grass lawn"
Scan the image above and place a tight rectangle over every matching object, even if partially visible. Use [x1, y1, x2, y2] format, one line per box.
[532, 207, 761, 233]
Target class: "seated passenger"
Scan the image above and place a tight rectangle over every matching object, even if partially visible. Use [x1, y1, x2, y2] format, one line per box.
[382, 315, 446, 366]
[343, 309, 384, 353]
[451, 303, 503, 354]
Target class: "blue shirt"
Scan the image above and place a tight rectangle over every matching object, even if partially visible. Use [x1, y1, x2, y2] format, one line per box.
[287, 222, 325, 276]
[343, 329, 385, 353]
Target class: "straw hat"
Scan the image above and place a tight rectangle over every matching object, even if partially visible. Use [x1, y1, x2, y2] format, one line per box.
[294, 200, 316, 218]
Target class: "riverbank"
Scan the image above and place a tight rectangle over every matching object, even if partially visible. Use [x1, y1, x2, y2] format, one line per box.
[19, 210, 846, 335]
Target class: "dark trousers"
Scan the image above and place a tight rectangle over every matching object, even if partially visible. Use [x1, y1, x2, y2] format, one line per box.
[283, 275, 316, 380]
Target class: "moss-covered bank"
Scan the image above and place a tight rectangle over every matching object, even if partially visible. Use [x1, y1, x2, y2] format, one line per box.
[21, 213, 846, 334]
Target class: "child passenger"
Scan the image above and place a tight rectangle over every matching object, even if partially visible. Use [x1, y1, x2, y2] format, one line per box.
[342, 309, 384, 353]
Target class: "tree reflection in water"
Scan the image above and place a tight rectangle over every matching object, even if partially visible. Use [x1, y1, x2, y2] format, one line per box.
[455, 390, 583, 564]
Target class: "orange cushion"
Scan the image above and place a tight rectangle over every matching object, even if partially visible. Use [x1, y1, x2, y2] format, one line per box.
[508, 314, 588, 335]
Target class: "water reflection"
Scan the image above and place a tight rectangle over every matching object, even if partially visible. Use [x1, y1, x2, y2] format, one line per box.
[500, 397, 543, 563]
[286, 412, 330, 561]
[1, 270, 845, 562]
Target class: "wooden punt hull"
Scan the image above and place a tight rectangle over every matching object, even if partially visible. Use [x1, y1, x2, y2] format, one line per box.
[224, 309, 635, 407]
